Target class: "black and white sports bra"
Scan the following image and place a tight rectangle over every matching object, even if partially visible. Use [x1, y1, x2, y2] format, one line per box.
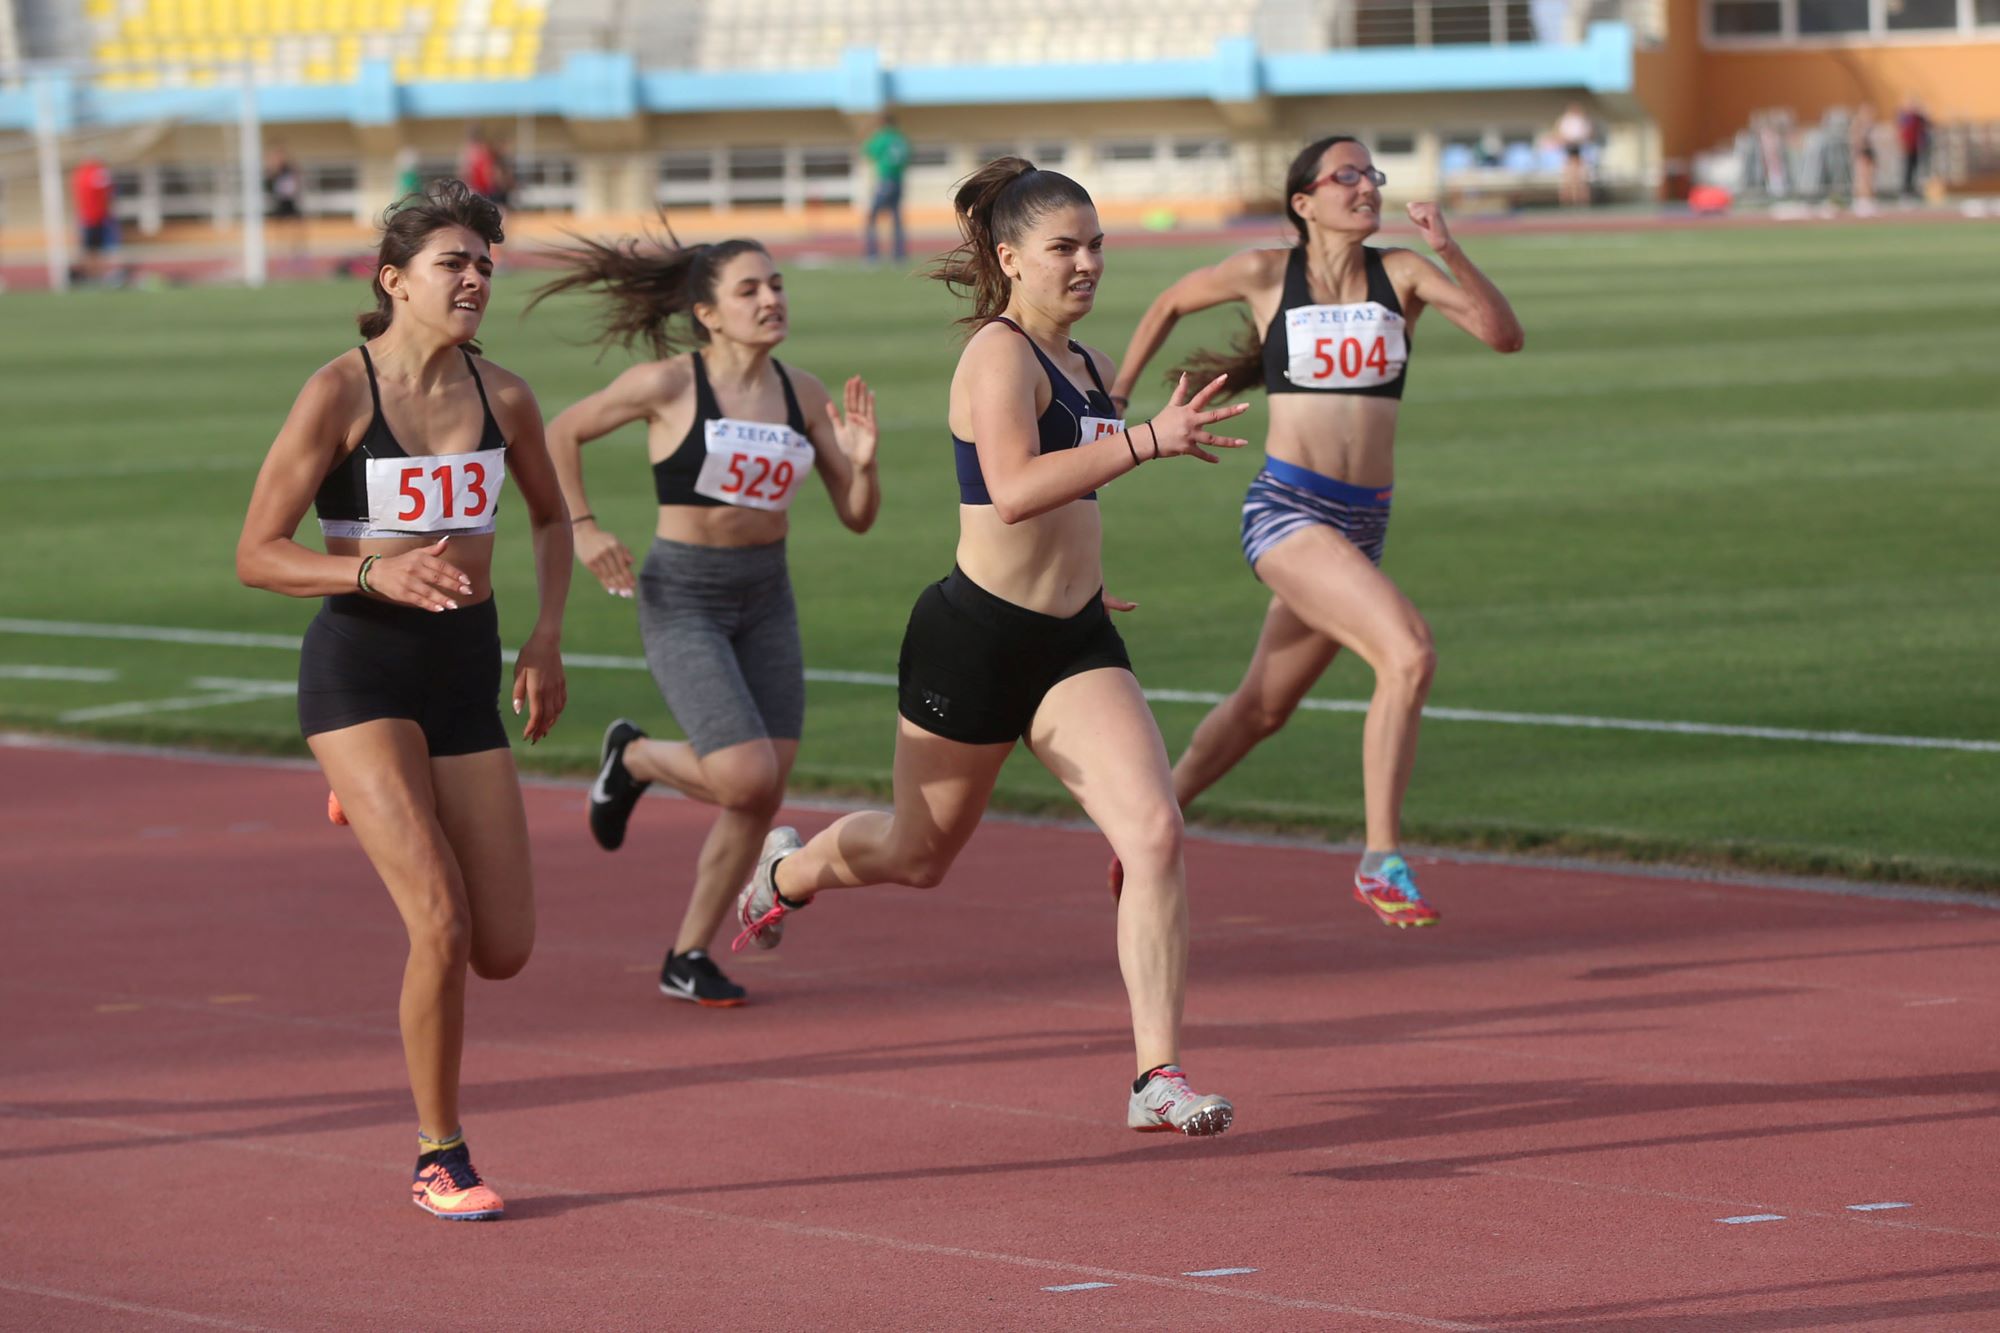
[314, 345, 509, 539]
[1261, 246, 1410, 400]
[653, 351, 816, 512]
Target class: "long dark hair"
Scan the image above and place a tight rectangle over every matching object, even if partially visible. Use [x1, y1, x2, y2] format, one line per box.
[1179, 135, 1360, 398]
[526, 217, 769, 360]
[356, 179, 505, 352]
[928, 156, 1095, 328]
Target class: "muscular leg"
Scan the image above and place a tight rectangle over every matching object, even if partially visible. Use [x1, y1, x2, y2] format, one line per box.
[431, 747, 536, 981]
[773, 719, 1012, 897]
[670, 739, 798, 953]
[1255, 526, 1435, 850]
[1171, 593, 1340, 810]
[311, 720, 475, 1141]
[1028, 668, 1187, 1076]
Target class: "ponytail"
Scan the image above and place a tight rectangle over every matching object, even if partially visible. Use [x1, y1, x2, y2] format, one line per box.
[527, 217, 768, 360]
[1173, 135, 1361, 399]
[929, 156, 1094, 328]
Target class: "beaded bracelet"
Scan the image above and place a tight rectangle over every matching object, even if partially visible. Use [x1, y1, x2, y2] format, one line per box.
[357, 553, 381, 594]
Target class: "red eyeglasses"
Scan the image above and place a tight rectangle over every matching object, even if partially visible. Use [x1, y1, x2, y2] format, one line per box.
[1306, 165, 1388, 190]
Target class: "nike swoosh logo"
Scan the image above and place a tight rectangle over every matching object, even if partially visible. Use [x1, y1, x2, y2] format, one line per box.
[590, 762, 615, 805]
[663, 976, 694, 995]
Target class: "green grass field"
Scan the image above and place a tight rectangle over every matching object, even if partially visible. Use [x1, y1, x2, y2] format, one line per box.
[3, 219, 1996, 886]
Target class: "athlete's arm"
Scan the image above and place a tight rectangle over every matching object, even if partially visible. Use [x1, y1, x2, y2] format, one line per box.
[1110, 248, 1284, 405]
[234, 360, 468, 608]
[544, 359, 684, 596]
[489, 365, 570, 743]
[1392, 203, 1525, 354]
[801, 370, 880, 534]
[970, 332, 1249, 525]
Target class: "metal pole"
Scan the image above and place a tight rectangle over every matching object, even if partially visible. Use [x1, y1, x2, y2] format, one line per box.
[239, 81, 267, 287]
[33, 80, 71, 293]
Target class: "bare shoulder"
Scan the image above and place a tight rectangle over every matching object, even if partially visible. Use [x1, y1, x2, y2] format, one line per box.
[1379, 246, 1442, 279]
[778, 360, 833, 409]
[1075, 342, 1118, 387]
[296, 351, 369, 422]
[1223, 245, 1291, 285]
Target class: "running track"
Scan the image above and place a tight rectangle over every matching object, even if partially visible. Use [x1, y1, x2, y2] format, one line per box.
[4, 738, 1999, 1330]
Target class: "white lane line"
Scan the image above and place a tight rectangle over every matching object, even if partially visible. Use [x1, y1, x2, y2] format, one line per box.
[1718, 1214, 1787, 1224]
[0, 1277, 281, 1330]
[0, 665, 118, 682]
[6, 616, 1997, 755]
[1847, 1202, 1912, 1212]
[1185, 1266, 1259, 1277]
[58, 678, 295, 724]
[1904, 998, 1960, 1007]
[1043, 1282, 1116, 1292]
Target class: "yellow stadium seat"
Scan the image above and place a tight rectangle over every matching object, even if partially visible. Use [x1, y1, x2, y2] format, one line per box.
[305, 56, 333, 79]
[87, 0, 115, 16]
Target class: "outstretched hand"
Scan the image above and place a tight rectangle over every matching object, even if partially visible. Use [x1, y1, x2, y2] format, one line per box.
[575, 523, 635, 599]
[1144, 373, 1251, 464]
[825, 376, 878, 469]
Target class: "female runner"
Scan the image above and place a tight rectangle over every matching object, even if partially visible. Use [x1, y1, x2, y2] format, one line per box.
[532, 228, 879, 1007]
[730, 158, 1251, 1135]
[1107, 135, 1523, 927]
[236, 180, 571, 1219]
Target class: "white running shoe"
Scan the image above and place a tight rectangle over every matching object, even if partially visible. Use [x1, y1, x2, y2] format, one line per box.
[731, 826, 804, 952]
[1128, 1066, 1234, 1136]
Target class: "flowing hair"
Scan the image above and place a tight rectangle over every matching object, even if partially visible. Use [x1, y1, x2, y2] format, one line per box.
[525, 216, 769, 360]
[928, 156, 1095, 328]
[1177, 135, 1361, 399]
[357, 178, 505, 353]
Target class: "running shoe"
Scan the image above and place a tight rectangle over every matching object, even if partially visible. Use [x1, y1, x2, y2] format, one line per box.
[1353, 853, 1440, 928]
[1107, 853, 1124, 901]
[1128, 1066, 1234, 1136]
[411, 1143, 505, 1221]
[660, 948, 747, 1007]
[588, 718, 651, 851]
[327, 790, 348, 826]
[731, 826, 804, 952]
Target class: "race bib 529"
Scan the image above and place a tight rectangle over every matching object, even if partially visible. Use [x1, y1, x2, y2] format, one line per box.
[694, 418, 816, 512]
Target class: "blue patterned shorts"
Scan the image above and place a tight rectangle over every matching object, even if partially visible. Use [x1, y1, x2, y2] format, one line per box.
[1240, 455, 1393, 571]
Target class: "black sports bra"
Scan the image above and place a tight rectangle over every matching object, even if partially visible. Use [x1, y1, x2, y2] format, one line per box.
[314, 345, 508, 538]
[954, 317, 1122, 505]
[653, 351, 812, 507]
[1261, 246, 1410, 399]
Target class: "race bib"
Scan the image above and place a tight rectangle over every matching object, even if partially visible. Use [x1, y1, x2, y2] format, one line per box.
[693, 418, 816, 512]
[1078, 414, 1127, 445]
[1284, 303, 1407, 390]
[363, 448, 505, 534]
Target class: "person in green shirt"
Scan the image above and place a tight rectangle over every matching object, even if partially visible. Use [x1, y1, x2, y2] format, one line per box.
[861, 114, 910, 262]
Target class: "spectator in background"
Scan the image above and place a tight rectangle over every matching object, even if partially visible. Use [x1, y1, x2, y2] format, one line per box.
[1556, 101, 1594, 207]
[861, 114, 910, 263]
[460, 124, 498, 201]
[1849, 104, 1878, 214]
[488, 140, 515, 215]
[395, 145, 423, 200]
[264, 144, 306, 266]
[71, 155, 118, 285]
[1896, 95, 1932, 200]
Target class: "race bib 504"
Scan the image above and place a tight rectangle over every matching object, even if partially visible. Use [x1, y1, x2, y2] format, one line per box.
[1284, 303, 1407, 390]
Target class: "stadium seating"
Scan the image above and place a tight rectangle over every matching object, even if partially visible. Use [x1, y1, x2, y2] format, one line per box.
[87, 0, 547, 88]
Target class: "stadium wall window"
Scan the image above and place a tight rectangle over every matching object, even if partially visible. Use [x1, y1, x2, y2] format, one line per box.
[1707, 0, 1784, 32]
[511, 157, 578, 212]
[1980, 0, 2000, 23]
[800, 146, 855, 205]
[1374, 131, 1420, 156]
[1171, 138, 1231, 161]
[660, 149, 722, 211]
[907, 145, 950, 170]
[304, 163, 360, 219]
[1797, 0, 1868, 31]
[1885, 0, 1959, 27]
[1029, 143, 1069, 165]
[1101, 140, 1158, 162]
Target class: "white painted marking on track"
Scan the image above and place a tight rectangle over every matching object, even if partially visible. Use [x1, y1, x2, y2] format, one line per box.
[1904, 997, 1960, 1007]
[1185, 1266, 1259, 1277]
[58, 676, 294, 723]
[1718, 1214, 1787, 1224]
[0, 664, 118, 682]
[0, 1276, 281, 1330]
[7, 616, 1998, 754]
[1043, 1282, 1116, 1292]
[1848, 1202, 1912, 1211]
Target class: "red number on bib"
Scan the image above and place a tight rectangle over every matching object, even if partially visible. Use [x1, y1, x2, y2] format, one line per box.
[463, 461, 489, 515]
[431, 464, 456, 519]
[1366, 337, 1389, 376]
[397, 466, 425, 522]
[1338, 338, 1362, 378]
[1313, 337, 1334, 378]
[771, 459, 796, 495]
[743, 456, 773, 500]
[723, 455, 746, 494]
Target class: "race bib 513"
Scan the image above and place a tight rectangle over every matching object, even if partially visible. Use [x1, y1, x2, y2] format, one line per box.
[363, 448, 505, 533]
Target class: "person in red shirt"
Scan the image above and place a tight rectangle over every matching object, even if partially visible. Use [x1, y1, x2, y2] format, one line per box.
[1895, 95, 1932, 200]
[72, 156, 118, 282]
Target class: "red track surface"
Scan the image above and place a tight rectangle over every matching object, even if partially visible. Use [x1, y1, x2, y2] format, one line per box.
[4, 739, 1998, 1330]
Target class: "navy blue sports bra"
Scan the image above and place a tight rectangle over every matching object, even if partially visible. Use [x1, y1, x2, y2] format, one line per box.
[314, 345, 508, 538]
[954, 317, 1122, 505]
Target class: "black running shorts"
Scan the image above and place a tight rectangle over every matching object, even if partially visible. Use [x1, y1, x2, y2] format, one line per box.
[297, 593, 508, 756]
[896, 566, 1132, 746]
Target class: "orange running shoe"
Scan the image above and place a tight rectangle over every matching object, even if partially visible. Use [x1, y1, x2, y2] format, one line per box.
[411, 1143, 505, 1221]
[326, 790, 348, 826]
[1353, 854, 1440, 928]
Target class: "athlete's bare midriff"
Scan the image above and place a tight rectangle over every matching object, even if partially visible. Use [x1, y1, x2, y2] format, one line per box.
[955, 501, 1104, 618]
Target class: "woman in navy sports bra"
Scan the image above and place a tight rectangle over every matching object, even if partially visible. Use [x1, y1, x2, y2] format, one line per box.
[729, 158, 1251, 1137]
[235, 180, 573, 1221]
[532, 225, 880, 1009]
[1109, 136, 1524, 929]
